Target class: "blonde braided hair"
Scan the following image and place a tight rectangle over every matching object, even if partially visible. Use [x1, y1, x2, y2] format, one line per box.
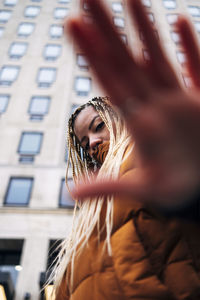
[51, 97, 132, 295]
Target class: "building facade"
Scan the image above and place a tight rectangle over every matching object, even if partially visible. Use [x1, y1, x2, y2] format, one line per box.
[0, 0, 199, 299]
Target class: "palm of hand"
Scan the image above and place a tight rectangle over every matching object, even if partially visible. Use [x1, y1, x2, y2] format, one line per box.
[66, 0, 200, 208]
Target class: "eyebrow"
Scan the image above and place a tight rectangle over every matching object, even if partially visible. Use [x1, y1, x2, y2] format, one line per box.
[80, 115, 99, 145]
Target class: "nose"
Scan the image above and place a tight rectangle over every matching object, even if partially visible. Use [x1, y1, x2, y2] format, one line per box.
[89, 136, 102, 157]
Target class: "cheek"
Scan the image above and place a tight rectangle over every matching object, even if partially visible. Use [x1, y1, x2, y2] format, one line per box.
[104, 127, 110, 140]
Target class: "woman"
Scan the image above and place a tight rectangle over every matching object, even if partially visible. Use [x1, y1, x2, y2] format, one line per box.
[51, 97, 200, 300]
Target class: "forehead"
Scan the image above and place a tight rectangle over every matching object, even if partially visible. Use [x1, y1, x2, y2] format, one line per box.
[73, 105, 99, 140]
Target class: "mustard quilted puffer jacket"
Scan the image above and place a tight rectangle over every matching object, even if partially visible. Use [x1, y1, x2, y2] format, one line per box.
[56, 147, 200, 300]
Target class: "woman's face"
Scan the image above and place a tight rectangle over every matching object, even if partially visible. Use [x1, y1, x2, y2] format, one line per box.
[73, 105, 110, 158]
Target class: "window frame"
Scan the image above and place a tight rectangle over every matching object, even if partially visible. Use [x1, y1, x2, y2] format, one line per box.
[53, 7, 68, 19]
[74, 76, 91, 96]
[18, 132, 43, 155]
[17, 22, 35, 37]
[113, 16, 125, 28]
[4, 0, 18, 7]
[43, 44, 62, 61]
[28, 96, 50, 120]
[188, 6, 200, 17]
[0, 9, 12, 23]
[111, 2, 123, 13]
[0, 94, 10, 114]
[8, 42, 28, 59]
[76, 54, 89, 69]
[59, 178, 75, 209]
[166, 13, 179, 25]
[163, 0, 177, 10]
[36, 67, 57, 88]
[24, 5, 41, 18]
[49, 24, 63, 39]
[4, 177, 33, 206]
[0, 65, 20, 86]
[141, 0, 151, 8]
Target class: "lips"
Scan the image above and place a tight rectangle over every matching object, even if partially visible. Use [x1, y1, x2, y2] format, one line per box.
[93, 141, 110, 165]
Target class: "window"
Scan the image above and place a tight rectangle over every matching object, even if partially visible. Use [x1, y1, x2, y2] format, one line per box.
[113, 17, 125, 28]
[111, 2, 123, 13]
[54, 7, 68, 19]
[75, 77, 91, 96]
[0, 27, 4, 38]
[0, 66, 20, 86]
[182, 75, 192, 88]
[43, 44, 62, 61]
[49, 24, 63, 39]
[83, 1, 90, 11]
[77, 54, 89, 69]
[17, 22, 35, 37]
[24, 6, 40, 18]
[170, 31, 180, 43]
[0, 10, 12, 23]
[4, 0, 18, 7]
[0, 239, 23, 293]
[4, 178, 33, 206]
[70, 103, 80, 115]
[188, 6, 200, 17]
[143, 49, 150, 61]
[0, 94, 10, 114]
[176, 51, 186, 64]
[141, 0, 151, 7]
[147, 13, 155, 23]
[28, 96, 50, 120]
[59, 178, 74, 208]
[37, 67, 56, 88]
[166, 14, 178, 24]
[163, 0, 176, 9]
[8, 42, 28, 59]
[18, 132, 43, 162]
[120, 34, 127, 44]
[58, 0, 70, 3]
[194, 21, 200, 33]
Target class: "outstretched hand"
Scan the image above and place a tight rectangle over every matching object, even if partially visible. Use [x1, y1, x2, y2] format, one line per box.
[65, 0, 200, 209]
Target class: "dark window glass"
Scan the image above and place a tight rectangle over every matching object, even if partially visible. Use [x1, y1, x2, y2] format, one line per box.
[4, 178, 33, 206]
[0, 239, 23, 288]
[59, 178, 74, 208]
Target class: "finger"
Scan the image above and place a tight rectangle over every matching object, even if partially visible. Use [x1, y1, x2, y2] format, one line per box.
[66, 2, 152, 103]
[128, 0, 179, 89]
[66, 18, 143, 107]
[177, 17, 200, 88]
[72, 177, 149, 201]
